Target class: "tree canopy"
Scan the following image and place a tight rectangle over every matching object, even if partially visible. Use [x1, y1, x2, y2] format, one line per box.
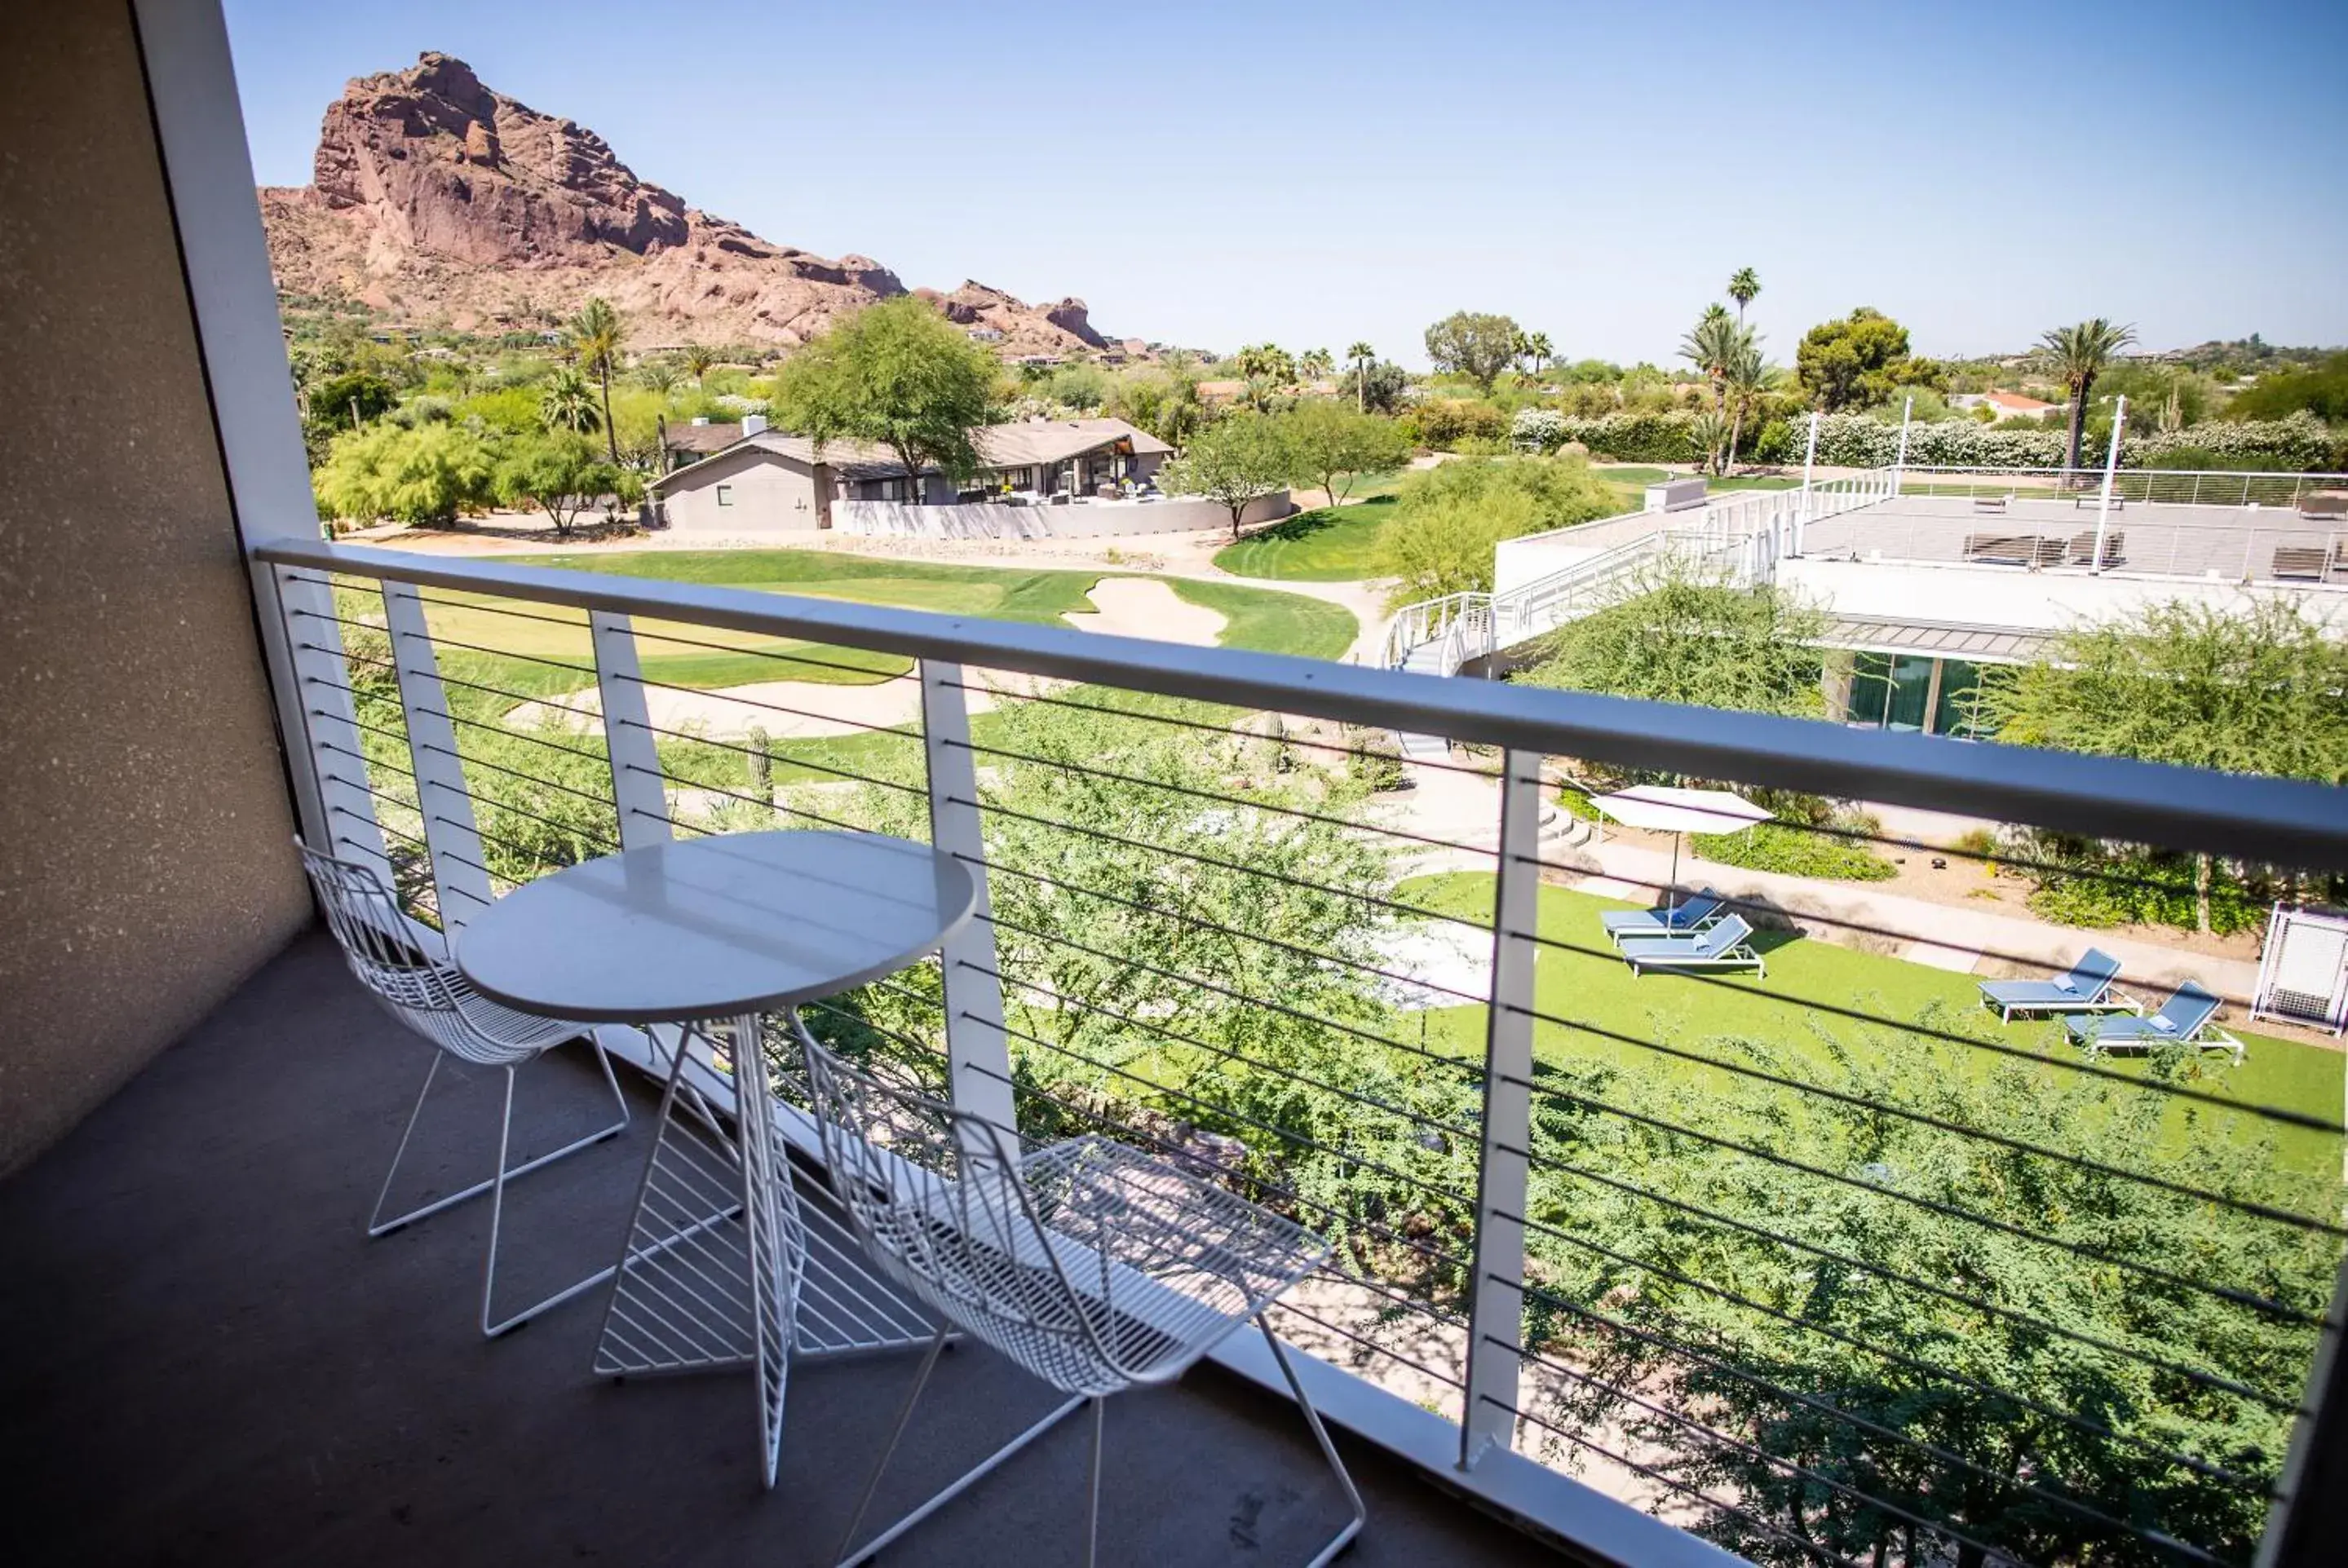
[1159, 413, 1296, 537]
[1520, 563, 1828, 717]
[312, 422, 497, 526]
[1424, 311, 1523, 394]
[768, 295, 1001, 495]
[493, 431, 630, 537]
[1280, 401, 1410, 506]
[1377, 456, 1621, 605]
[1795, 307, 1918, 413]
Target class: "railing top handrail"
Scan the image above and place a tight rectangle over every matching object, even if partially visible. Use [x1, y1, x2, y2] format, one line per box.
[1899, 465, 2348, 483]
[258, 537, 2348, 869]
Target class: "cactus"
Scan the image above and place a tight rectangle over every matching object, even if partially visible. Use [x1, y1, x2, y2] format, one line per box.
[747, 725, 772, 801]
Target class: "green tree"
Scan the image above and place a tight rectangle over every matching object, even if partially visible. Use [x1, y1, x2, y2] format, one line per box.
[537, 365, 603, 435]
[2222, 352, 2348, 422]
[1975, 595, 2348, 930]
[1536, 1023, 2335, 1568]
[637, 360, 679, 398]
[1722, 336, 1778, 470]
[1346, 341, 1375, 411]
[769, 295, 1000, 497]
[1159, 413, 1296, 538]
[312, 422, 497, 526]
[309, 368, 398, 431]
[1280, 402, 1411, 507]
[1796, 307, 1914, 413]
[1521, 561, 1828, 716]
[2037, 317, 2140, 471]
[1522, 329, 1554, 379]
[568, 296, 626, 465]
[1423, 311, 1522, 395]
[1353, 360, 1410, 417]
[1377, 457, 1622, 603]
[493, 431, 628, 537]
[1727, 265, 1761, 325]
[682, 342, 717, 386]
[1234, 342, 1298, 413]
[1680, 307, 1743, 416]
[1298, 346, 1335, 383]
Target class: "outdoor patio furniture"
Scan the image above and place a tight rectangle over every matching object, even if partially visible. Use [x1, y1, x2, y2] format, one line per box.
[2272, 545, 2328, 580]
[1970, 494, 2010, 513]
[1976, 947, 2135, 1023]
[2066, 529, 2125, 568]
[1963, 532, 2043, 565]
[1619, 913, 1766, 978]
[798, 1035, 1366, 1568]
[2063, 980, 2241, 1063]
[1600, 890, 1726, 947]
[296, 839, 634, 1338]
[2296, 493, 2347, 522]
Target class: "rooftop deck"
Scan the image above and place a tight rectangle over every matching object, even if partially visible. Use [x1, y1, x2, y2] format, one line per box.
[0, 932, 1551, 1567]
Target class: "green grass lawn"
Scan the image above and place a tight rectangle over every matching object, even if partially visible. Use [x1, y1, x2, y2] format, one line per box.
[425, 550, 1355, 697]
[1405, 874, 2346, 1180]
[1214, 497, 1399, 581]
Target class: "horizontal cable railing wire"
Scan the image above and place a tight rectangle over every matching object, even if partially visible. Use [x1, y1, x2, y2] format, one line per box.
[264, 544, 2347, 1568]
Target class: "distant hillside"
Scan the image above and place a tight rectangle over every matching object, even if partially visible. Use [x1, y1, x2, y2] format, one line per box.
[261, 52, 1137, 356]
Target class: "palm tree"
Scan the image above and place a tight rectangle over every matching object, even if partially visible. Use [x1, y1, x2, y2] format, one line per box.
[1346, 341, 1374, 411]
[683, 342, 717, 386]
[2036, 317, 2138, 473]
[1523, 331, 1554, 380]
[538, 365, 602, 435]
[568, 297, 626, 463]
[1298, 347, 1334, 384]
[1679, 307, 1742, 415]
[1689, 409, 1731, 476]
[639, 360, 679, 398]
[1722, 337, 1776, 471]
[1727, 267, 1761, 326]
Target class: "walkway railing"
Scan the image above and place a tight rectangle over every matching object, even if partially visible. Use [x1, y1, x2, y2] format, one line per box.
[1896, 466, 2348, 510]
[1382, 470, 1897, 674]
[253, 536, 2348, 1568]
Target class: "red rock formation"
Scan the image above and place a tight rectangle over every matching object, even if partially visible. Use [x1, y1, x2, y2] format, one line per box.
[263, 53, 1133, 356]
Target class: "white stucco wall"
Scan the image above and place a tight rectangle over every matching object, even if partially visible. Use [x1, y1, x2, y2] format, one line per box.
[1779, 558, 2346, 634]
[658, 448, 830, 534]
[836, 491, 1293, 540]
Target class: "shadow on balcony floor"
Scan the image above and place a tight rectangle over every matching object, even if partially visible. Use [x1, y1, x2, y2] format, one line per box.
[0, 930, 1555, 1566]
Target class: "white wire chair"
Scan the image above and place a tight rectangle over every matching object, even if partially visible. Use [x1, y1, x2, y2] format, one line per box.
[796, 1025, 1367, 1568]
[298, 838, 634, 1337]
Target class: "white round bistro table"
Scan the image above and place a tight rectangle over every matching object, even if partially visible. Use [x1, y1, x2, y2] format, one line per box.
[455, 829, 976, 1488]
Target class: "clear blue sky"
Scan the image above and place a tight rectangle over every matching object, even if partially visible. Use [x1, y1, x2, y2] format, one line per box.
[222, 0, 2347, 367]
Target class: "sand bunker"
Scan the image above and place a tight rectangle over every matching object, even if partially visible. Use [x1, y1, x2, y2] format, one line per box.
[506, 578, 1227, 740]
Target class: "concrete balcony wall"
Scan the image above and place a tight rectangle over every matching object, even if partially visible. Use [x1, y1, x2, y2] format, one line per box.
[0, 2, 310, 1175]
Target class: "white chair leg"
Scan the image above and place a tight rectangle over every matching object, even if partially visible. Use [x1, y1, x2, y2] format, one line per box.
[369, 1036, 630, 1238]
[480, 1060, 629, 1338]
[1258, 1314, 1368, 1568]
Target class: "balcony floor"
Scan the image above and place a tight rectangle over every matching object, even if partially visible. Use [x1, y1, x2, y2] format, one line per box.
[0, 930, 1553, 1566]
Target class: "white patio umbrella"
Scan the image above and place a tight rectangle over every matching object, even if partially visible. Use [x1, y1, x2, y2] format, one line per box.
[1588, 784, 1773, 910]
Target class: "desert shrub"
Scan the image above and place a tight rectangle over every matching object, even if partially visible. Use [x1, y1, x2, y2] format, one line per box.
[1410, 398, 1508, 450]
[1696, 819, 1897, 881]
[1512, 407, 1567, 453]
[1453, 434, 1511, 456]
[2019, 846, 2263, 935]
[1378, 456, 1621, 603]
[1750, 418, 1796, 463]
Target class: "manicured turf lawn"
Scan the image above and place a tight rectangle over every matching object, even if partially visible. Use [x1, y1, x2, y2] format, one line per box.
[422, 549, 1356, 696]
[1214, 497, 1398, 581]
[1405, 874, 2346, 1180]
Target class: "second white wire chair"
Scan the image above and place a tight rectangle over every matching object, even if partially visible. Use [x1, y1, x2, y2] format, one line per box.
[796, 1025, 1366, 1568]
[298, 839, 634, 1337]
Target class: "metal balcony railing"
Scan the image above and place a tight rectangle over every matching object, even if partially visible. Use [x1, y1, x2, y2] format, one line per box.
[251, 537, 2348, 1568]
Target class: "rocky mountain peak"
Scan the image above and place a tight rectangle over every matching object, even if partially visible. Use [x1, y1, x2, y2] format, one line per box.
[264, 53, 1133, 355]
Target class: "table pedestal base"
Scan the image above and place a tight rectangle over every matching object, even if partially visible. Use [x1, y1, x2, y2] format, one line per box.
[590, 1011, 939, 1488]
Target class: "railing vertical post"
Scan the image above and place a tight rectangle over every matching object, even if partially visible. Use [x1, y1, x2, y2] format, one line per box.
[590, 612, 673, 850]
[380, 582, 493, 930]
[920, 660, 1016, 1137]
[1461, 748, 1542, 1469]
[267, 564, 391, 883]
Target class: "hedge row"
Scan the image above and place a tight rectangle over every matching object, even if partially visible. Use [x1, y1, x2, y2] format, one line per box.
[1511, 407, 2343, 471]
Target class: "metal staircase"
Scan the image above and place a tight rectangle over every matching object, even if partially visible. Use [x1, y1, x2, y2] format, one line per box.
[1374, 473, 1896, 756]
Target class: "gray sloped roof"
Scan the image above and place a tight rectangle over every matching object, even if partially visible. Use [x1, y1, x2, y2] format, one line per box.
[652, 417, 1170, 490]
[1817, 615, 2050, 665]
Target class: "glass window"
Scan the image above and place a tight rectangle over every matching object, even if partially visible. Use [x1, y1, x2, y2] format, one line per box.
[1935, 659, 1986, 738]
[1846, 653, 1892, 727]
[715, 484, 732, 506]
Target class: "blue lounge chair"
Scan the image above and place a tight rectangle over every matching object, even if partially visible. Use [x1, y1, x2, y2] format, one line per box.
[1976, 948, 2132, 1023]
[2064, 980, 2240, 1063]
[1600, 890, 1725, 947]
[1621, 914, 1764, 978]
